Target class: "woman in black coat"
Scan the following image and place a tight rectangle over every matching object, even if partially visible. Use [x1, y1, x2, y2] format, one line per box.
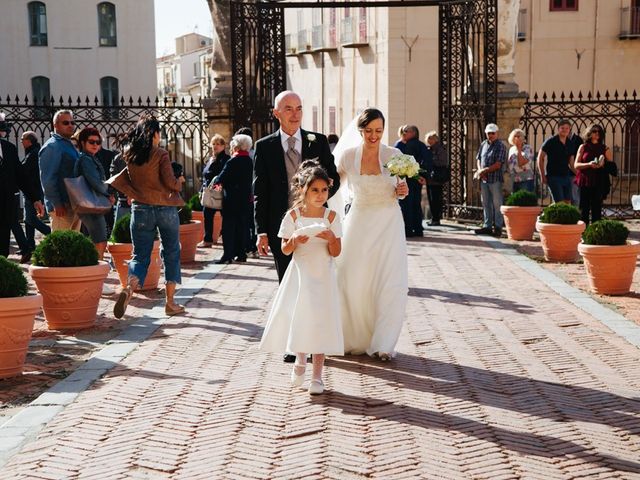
[212, 134, 254, 264]
[199, 134, 230, 247]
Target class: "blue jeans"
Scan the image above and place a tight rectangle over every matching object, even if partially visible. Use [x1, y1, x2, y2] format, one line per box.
[513, 179, 535, 193]
[24, 201, 51, 250]
[128, 204, 181, 285]
[547, 175, 573, 203]
[480, 181, 504, 229]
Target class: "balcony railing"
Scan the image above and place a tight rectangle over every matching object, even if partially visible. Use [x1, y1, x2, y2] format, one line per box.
[285, 33, 298, 56]
[517, 8, 527, 41]
[312, 24, 338, 52]
[297, 29, 312, 53]
[340, 16, 368, 47]
[619, 6, 640, 39]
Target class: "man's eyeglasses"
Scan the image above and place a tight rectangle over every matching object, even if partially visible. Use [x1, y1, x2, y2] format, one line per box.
[487, 132, 497, 135]
[60, 120, 76, 126]
[86, 139, 102, 146]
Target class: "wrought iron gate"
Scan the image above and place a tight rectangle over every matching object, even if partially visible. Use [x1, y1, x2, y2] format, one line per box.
[0, 96, 208, 199]
[230, 0, 498, 220]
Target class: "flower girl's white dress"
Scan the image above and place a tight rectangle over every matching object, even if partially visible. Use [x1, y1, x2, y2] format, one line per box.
[260, 208, 344, 355]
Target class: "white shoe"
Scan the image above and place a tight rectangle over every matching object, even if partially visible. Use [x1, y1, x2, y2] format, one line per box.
[102, 284, 116, 296]
[378, 352, 392, 362]
[308, 379, 324, 395]
[291, 364, 305, 387]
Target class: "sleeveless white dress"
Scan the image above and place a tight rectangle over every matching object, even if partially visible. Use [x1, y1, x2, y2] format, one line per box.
[333, 144, 409, 356]
[259, 208, 344, 355]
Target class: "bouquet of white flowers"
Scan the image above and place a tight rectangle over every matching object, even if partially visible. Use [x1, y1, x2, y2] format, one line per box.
[384, 153, 421, 180]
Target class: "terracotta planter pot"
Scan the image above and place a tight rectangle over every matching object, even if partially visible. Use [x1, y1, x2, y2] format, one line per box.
[0, 294, 42, 379]
[107, 241, 162, 291]
[180, 220, 201, 263]
[29, 262, 110, 330]
[578, 240, 640, 295]
[191, 210, 205, 242]
[500, 206, 542, 241]
[535, 220, 586, 263]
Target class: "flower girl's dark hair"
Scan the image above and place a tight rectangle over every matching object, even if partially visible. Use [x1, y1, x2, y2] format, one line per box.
[291, 160, 333, 210]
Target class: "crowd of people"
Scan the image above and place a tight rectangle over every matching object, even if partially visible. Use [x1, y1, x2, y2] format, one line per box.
[0, 98, 624, 396]
[474, 118, 617, 236]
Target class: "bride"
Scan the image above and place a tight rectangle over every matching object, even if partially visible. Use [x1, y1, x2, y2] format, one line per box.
[329, 108, 409, 360]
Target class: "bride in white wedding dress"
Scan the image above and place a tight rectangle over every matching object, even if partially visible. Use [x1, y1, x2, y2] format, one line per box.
[329, 108, 409, 359]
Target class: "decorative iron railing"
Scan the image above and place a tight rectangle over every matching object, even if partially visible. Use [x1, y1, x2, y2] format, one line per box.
[520, 90, 640, 218]
[0, 95, 209, 198]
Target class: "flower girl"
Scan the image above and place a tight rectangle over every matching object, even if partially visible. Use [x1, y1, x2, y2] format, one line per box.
[260, 161, 343, 395]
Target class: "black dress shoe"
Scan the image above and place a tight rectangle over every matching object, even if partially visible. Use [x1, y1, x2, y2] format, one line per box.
[492, 228, 503, 237]
[214, 257, 233, 264]
[474, 227, 493, 235]
[427, 220, 441, 226]
[283, 354, 296, 363]
[234, 256, 247, 263]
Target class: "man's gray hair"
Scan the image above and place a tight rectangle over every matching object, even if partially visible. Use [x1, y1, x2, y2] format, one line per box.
[273, 90, 301, 111]
[230, 134, 253, 152]
[22, 131, 39, 145]
[53, 110, 73, 125]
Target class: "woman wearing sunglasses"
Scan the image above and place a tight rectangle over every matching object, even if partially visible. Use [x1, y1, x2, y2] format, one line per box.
[75, 127, 115, 260]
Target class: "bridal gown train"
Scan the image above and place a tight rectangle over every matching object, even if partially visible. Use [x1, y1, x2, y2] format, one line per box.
[334, 144, 409, 356]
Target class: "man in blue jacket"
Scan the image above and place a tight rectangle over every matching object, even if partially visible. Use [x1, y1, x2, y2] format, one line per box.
[39, 110, 80, 231]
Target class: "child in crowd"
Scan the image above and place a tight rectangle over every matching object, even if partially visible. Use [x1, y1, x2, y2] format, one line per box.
[260, 161, 343, 395]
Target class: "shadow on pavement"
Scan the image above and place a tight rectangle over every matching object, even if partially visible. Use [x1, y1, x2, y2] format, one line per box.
[408, 287, 537, 314]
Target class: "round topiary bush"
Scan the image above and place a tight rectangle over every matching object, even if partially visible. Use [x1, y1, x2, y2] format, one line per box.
[582, 219, 629, 246]
[505, 190, 538, 207]
[111, 214, 132, 244]
[188, 194, 203, 212]
[179, 205, 193, 225]
[32, 230, 98, 267]
[0, 256, 29, 298]
[538, 203, 581, 225]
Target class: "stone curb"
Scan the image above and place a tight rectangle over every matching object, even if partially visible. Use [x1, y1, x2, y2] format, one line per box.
[480, 234, 640, 349]
[0, 262, 225, 467]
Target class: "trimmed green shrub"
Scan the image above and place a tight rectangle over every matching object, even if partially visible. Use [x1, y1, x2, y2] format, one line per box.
[32, 230, 98, 267]
[179, 205, 193, 225]
[538, 203, 581, 225]
[0, 256, 29, 298]
[110, 214, 132, 244]
[505, 189, 538, 207]
[188, 194, 203, 211]
[582, 219, 629, 246]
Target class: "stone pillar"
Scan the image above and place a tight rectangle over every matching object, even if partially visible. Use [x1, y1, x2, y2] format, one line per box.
[496, 0, 527, 135]
[206, 0, 232, 94]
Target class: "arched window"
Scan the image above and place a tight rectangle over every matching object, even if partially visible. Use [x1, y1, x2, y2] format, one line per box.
[28, 2, 48, 46]
[98, 2, 117, 46]
[101, 76, 119, 119]
[31, 76, 50, 119]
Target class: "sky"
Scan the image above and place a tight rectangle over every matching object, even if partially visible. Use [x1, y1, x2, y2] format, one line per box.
[154, 0, 213, 57]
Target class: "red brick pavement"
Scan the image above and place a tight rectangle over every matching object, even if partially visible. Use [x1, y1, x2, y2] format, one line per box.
[2, 229, 640, 478]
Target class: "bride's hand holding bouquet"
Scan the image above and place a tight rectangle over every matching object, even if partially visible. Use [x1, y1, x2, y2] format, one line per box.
[384, 153, 421, 197]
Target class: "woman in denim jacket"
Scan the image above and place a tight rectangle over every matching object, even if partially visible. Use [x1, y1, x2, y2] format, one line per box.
[75, 127, 114, 260]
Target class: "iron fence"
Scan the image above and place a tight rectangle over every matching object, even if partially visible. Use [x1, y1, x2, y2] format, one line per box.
[520, 90, 640, 218]
[0, 95, 209, 199]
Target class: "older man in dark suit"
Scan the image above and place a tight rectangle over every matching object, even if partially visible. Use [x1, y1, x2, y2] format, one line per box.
[253, 91, 340, 282]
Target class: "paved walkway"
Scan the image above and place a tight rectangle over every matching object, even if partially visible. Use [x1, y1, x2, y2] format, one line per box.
[2, 227, 640, 479]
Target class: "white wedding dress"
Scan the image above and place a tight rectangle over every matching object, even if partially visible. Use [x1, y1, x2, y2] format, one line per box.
[332, 144, 409, 356]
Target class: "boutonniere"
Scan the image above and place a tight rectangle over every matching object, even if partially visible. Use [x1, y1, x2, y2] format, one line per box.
[306, 133, 316, 142]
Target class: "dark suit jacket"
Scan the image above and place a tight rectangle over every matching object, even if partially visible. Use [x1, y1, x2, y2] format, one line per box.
[253, 129, 339, 239]
[22, 143, 44, 201]
[203, 151, 230, 189]
[1, 138, 38, 224]
[214, 152, 253, 214]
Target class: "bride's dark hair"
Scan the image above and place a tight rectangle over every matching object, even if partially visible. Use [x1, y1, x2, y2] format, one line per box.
[357, 108, 385, 130]
[290, 160, 333, 210]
